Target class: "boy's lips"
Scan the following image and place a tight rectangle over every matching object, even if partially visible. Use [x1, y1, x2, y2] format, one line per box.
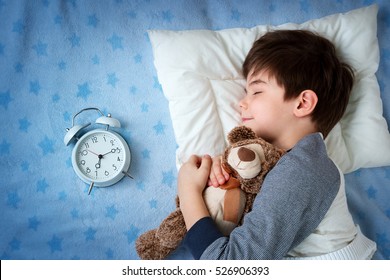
[242, 117, 253, 122]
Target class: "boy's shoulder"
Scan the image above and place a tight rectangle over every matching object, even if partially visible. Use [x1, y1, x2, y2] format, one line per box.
[286, 133, 332, 166]
[266, 133, 340, 193]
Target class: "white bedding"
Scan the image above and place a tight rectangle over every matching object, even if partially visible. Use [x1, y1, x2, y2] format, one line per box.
[149, 5, 390, 174]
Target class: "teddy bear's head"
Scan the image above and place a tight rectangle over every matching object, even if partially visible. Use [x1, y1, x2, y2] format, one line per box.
[222, 126, 285, 194]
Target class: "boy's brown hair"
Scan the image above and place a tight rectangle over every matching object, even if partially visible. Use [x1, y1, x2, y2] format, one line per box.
[242, 30, 354, 138]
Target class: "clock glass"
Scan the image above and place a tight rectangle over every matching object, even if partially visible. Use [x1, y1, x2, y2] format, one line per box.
[72, 130, 130, 186]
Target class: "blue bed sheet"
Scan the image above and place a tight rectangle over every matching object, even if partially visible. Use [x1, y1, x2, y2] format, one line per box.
[1, 0, 389, 260]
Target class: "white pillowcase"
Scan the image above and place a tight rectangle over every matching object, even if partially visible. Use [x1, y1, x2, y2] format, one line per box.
[148, 5, 390, 174]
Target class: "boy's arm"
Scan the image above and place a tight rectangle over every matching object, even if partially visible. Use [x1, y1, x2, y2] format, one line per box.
[177, 155, 212, 229]
[178, 155, 225, 258]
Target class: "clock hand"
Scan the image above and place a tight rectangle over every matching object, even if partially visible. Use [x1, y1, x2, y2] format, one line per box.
[88, 149, 100, 157]
[88, 150, 104, 169]
[95, 157, 102, 169]
[90, 148, 116, 170]
[102, 148, 117, 156]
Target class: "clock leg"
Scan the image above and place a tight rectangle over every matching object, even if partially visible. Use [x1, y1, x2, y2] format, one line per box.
[122, 171, 134, 179]
[88, 181, 95, 195]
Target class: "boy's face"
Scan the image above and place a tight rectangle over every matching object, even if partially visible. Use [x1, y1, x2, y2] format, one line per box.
[240, 70, 296, 144]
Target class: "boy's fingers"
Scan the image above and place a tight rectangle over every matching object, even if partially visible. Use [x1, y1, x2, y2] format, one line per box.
[208, 171, 218, 187]
[200, 154, 212, 171]
[210, 155, 227, 185]
[186, 155, 212, 172]
[222, 167, 230, 180]
[187, 155, 201, 166]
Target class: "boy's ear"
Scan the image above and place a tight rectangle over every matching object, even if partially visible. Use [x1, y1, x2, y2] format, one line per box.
[294, 90, 318, 117]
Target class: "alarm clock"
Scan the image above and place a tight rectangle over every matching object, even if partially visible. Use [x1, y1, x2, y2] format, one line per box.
[64, 107, 132, 195]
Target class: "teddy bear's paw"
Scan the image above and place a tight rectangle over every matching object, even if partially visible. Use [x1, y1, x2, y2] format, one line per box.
[135, 229, 174, 260]
[135, 230, 157, 259]
[156, 209, 187, 248]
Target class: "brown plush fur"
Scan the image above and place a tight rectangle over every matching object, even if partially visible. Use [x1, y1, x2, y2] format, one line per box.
[135, 126, 285, 260]
[224, 127, 285, 219]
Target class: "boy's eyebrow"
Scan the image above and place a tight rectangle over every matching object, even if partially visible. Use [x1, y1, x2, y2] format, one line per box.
[245, 79, 267, 93]
[249, 79, 268, 86]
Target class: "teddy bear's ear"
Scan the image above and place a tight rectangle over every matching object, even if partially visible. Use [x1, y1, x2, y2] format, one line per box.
[228, 126, 257, 144]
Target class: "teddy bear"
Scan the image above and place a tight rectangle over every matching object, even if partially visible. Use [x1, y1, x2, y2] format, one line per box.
[135, 126, 285, 260]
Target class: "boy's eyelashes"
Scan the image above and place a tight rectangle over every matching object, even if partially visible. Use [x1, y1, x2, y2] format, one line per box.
[244, 90, 262, 95]
[244, 87, 264, 95]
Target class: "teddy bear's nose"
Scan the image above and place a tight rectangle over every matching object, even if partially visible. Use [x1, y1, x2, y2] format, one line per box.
[237, 147, 256, 162]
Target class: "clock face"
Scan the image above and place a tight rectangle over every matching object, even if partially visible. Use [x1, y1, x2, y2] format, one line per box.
[72, 130, 131, 187]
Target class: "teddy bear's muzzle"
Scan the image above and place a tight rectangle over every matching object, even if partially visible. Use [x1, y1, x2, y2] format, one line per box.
[228, 144, 265, 179]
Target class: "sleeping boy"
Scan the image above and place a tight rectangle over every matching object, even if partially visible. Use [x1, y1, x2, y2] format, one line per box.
[176, 30, 377, 259]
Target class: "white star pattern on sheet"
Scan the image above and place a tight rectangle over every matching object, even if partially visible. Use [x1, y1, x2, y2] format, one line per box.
[0, 1, 388, 261]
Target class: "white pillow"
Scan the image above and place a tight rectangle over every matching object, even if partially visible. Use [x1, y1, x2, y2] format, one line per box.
[148, 5, 390, 174]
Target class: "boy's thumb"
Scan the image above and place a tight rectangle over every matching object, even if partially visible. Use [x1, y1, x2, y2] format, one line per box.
[200, 154, 212, 171]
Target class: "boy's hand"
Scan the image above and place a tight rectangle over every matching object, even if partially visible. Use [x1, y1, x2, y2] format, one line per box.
[178, 154, 212, 230]
[208, 155, 230, 187]
[178, 154, 212, 197]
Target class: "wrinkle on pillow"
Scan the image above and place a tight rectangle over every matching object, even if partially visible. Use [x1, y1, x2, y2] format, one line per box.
[148, 5, 390, 174]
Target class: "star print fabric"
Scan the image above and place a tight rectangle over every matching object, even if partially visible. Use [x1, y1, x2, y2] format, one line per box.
[0, 0, 389, 260]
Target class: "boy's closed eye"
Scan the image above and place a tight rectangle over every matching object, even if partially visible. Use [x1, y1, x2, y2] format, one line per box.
[243, 88, 263, 95]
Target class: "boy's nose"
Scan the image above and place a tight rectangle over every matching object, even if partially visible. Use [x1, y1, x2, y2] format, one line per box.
[239, 98, 247, 109]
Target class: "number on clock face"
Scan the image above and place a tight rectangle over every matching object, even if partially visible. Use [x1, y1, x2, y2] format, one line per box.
[75, 132, 125, 181]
